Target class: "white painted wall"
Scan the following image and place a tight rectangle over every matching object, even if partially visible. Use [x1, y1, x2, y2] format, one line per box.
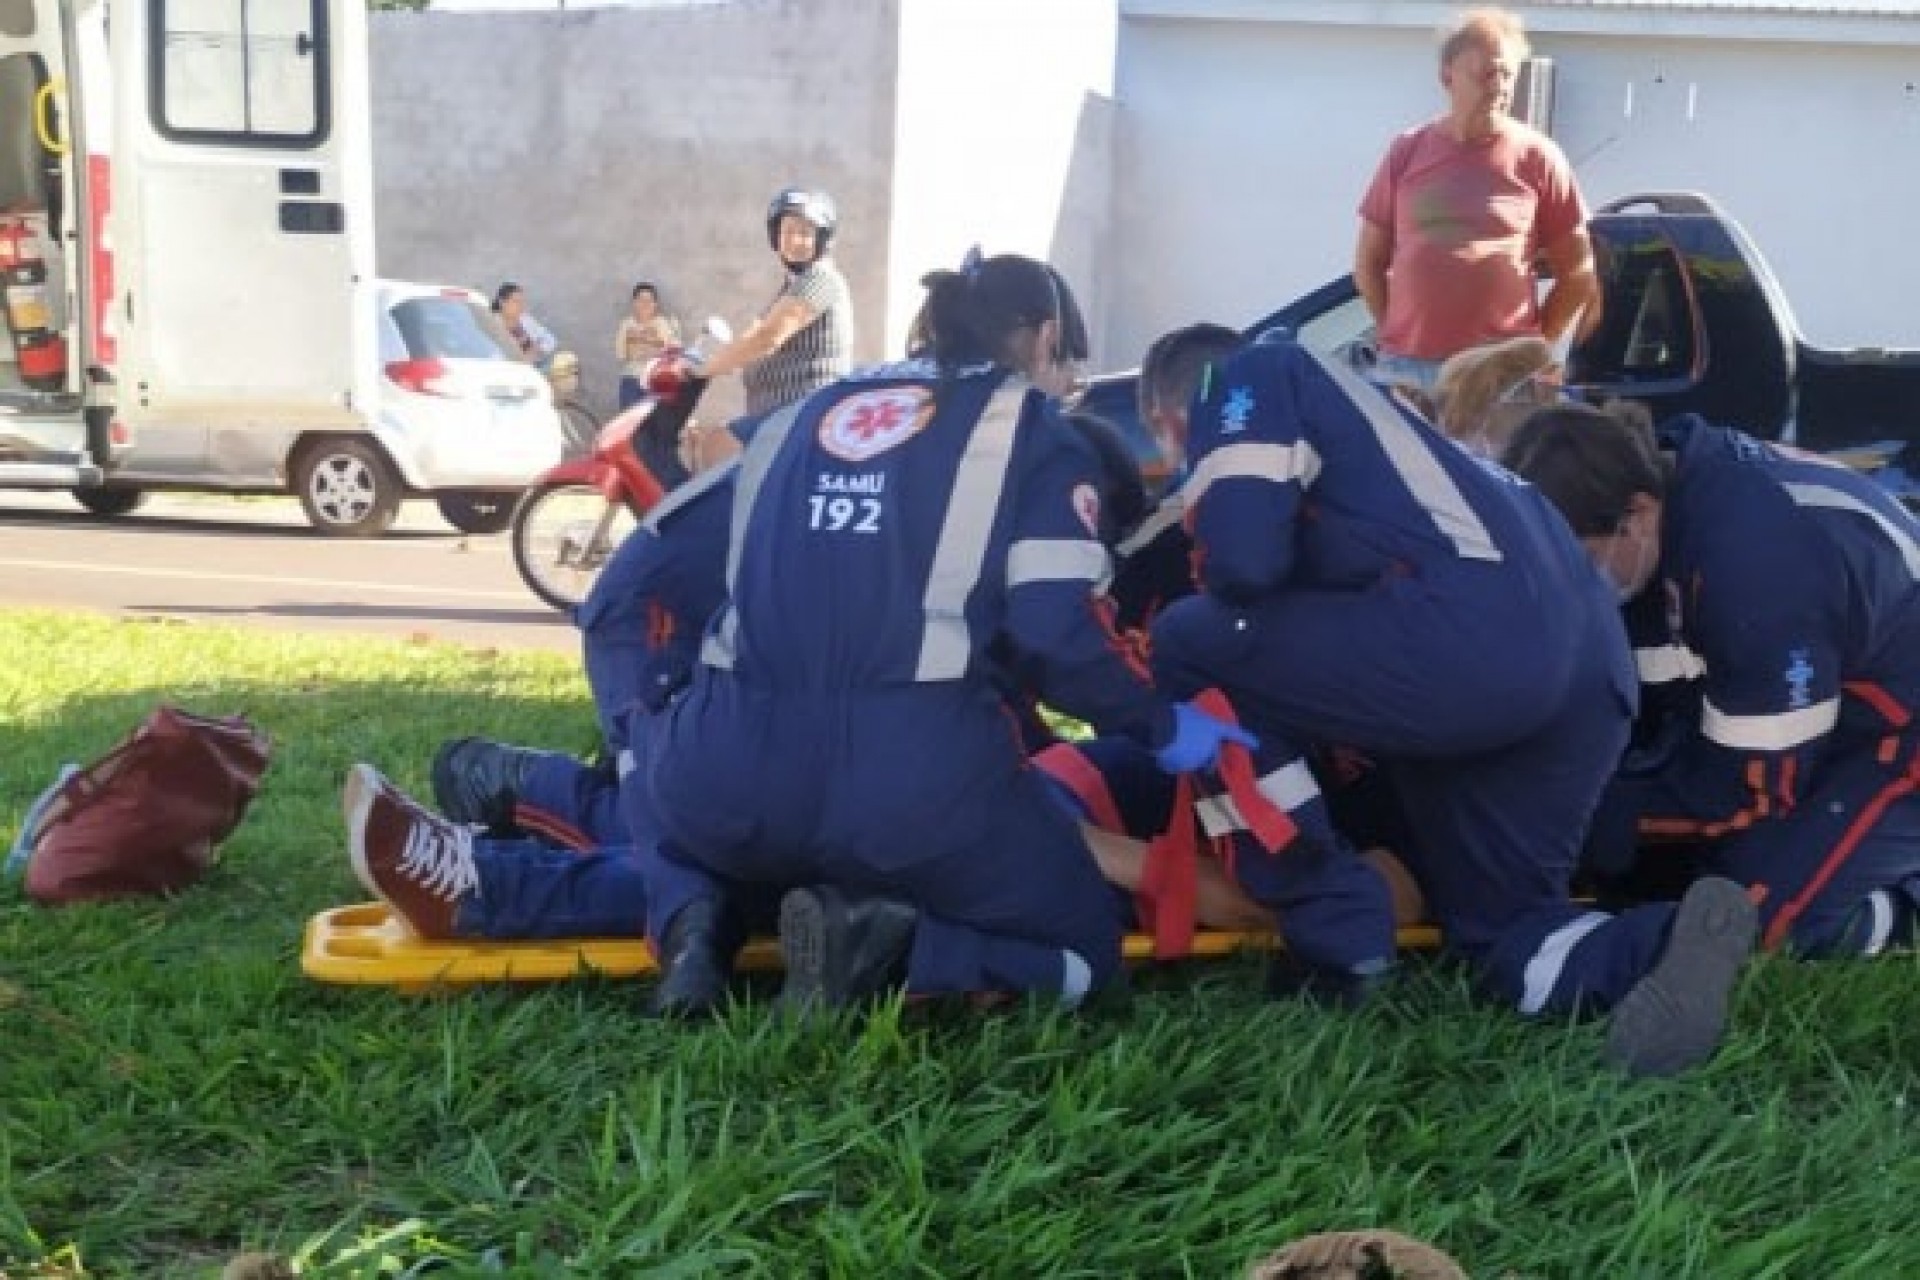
[1110, 17, 1430, 366]
[887, 0, 1119, 362]
[1111, 10, 1920, 367]
[1548, 34, 1920, 348]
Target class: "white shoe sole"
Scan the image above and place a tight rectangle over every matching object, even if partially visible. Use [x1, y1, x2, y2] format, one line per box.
[342, 763, 383, 898]
[1604, 877, 1757, 1078]
[777, 888, 831, 1010]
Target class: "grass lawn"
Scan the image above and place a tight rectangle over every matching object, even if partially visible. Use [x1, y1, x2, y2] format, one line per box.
[1, 609, 1916, 1279]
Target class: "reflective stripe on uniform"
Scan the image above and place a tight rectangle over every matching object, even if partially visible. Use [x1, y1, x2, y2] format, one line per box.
[1007, 537, 1110, 589]
[1182, 440, 1322, 508]
[1701, 697, 1841, 751]
[1781, 480, 1920, 580]
[1305, 346, 1504, 563]
[1518, 912, 1611, 1016]
[1194, 760, 1321, 838]
[914, 379, 1029, 680]
[1637, 643, 1706, 685]
[700, 399, 808, 670]
[1115, 492, 1183, 559]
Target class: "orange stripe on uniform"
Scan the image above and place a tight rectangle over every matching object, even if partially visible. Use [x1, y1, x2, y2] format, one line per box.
[1637, 757, 1774, 840]
[1844, 680, 1911, 729]
[514, 805, 596, 854]
[1764, 770, 1919, 950]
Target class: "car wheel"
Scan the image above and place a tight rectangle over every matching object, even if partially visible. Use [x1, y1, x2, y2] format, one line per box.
[70, 486, 147, 518]
[292, 438, 403, 537]
[436, 490, 517, 535]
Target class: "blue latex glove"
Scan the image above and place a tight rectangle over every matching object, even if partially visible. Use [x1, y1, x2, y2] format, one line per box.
[1154, 702, 1259, 775]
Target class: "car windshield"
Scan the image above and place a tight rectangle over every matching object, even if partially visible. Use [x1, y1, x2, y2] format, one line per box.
[390, 297, 516, 361]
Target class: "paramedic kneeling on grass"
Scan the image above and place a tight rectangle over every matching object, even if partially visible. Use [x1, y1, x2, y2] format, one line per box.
[1503, 405, 1920, 959]
[628, 253, 1250, 1013]
[340, 412, 1280, 1003]
[1145, 331, 1756, 1077]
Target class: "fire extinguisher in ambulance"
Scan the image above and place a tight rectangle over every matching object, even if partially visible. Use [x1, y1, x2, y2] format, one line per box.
[0, 217, 69, 393]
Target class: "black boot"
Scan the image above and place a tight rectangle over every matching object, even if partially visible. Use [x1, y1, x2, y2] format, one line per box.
[1267, 953, 1395, 1011]
[429, 737, 543, 832]
[1604, 876, 1755, 1078]
[647, 899, 734, 1019]
[777, 885, 917, 1011]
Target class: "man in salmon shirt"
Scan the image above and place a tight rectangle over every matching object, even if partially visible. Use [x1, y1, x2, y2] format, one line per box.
[1354, 7, 1598, 394]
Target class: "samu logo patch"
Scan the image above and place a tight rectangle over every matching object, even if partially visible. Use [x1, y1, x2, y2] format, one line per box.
[1219, 386, 1256, 435]
[819, 387, 934, 462]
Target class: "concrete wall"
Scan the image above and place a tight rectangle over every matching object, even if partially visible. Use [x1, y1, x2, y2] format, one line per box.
[887, 0, 1119, 363]
[369, 0, 899, 419]
[1110, 8, 1920, 367]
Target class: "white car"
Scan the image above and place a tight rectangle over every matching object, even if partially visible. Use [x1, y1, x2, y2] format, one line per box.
[68, 280, 568, 536]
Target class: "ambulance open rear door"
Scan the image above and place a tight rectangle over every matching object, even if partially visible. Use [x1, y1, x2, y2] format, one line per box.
[111, 0, 373, 455]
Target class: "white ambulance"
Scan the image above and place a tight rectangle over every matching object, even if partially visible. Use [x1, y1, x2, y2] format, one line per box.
[0, 0, 560, 535]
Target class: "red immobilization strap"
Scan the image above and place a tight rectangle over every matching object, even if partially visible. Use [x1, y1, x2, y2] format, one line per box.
[1191, 688, 1298, 856]
[1138, 774, 1200, 959]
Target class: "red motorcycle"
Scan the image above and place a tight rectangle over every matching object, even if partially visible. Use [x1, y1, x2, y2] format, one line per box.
[510, 320, 728, 611]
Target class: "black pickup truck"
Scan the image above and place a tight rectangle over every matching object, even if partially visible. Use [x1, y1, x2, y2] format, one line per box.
[1078, 192, 1920, 502]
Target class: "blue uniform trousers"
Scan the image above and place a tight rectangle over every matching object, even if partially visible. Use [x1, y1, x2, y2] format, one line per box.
[1151, 573, 1676, 1015]
[454, 836, 650, 939]
[514, 752, 627, 850]
[636, 674, 1123, 999]
[1710, 744, 1920, 955]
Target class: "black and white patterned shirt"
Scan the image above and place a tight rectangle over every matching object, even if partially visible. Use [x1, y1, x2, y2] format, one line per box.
[741, 259, 853, 416]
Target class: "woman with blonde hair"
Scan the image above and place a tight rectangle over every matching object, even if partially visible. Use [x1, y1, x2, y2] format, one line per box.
[1430, 333, 1560, 456]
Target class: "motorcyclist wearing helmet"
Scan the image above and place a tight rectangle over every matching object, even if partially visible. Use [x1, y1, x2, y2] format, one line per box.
[682, 187, 855, 416]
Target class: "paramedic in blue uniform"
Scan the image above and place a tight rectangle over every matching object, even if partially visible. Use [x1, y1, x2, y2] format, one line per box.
[1146, 331, 1758, 1077]
[1040, 321, 1418, 911]
[630, 252, 1250, 1014]
[428, 268, 1098, 849]
[337, 403, 1197, 984]
[1504, 404, 1920, 958]
[430, 419, 742, 851]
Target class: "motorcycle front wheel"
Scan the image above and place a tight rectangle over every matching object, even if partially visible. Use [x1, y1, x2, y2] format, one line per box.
[510, 481, 637, 613]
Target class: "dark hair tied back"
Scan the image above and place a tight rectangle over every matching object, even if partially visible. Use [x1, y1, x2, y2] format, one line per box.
[906, 252, 1078, 380]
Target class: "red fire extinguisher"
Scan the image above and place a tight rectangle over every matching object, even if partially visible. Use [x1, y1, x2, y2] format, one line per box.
[1, 217, 69, 393]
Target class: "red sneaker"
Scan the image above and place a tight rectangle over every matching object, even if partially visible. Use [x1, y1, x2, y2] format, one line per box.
[343, 763, 478, 940]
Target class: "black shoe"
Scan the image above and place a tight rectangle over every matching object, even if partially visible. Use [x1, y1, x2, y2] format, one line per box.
[647, 899, 735, 1019]
[1604, 876, 1756, 1078]
[778, 885, 917, 1010]
[1267, 953, 1395, 1011]
[429, 737, 541, 831]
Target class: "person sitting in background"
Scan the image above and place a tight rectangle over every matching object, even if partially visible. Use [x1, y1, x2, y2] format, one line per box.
[493, 282, 558, 370]
[614, 282, 681, 410]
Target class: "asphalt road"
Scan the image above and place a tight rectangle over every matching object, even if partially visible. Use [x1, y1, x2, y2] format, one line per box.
[0, 491, 580, 653]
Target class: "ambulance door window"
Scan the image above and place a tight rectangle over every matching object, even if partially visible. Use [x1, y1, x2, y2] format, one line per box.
[151, 0, 327, 146]
[0, 53, 49, 212]
[0, 0, 35, 37]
